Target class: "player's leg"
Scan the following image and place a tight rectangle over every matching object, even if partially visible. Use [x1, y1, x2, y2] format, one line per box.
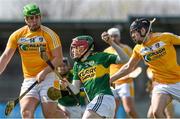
[111, 86, 126, 118]
[151, 93, 172, 118]
[58, 104, 70, 117]
[41, 102, 66, 118]
[151, 82, 180, 118]
[148, 100, 174, 118]
[164, 100, 174, 118]
[116, 82, 138, 118]
[19, 79, 40, 118]
[39, 72, 67, 118]
[82, 94, 115, 118]
[20, 97, 39, 118]
[147, 104, 153, 118]
[122, 97, 138, 118]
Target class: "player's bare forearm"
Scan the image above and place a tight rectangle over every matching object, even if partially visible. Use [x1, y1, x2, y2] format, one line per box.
[110, 57, 140, 83]
[44, 46, 62, 71]
[101, 32, 129, 63]
[0, 48, 16, 75]
[62, 80, 81, 95]
[111, 41, 129, 63]
[110, 63, 133, 83]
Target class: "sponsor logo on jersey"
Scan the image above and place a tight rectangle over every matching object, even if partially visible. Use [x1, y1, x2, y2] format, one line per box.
[18, 36, 46, 51]
[143, 47, 166, 62]
[140, 41, 165, 54]
[140, 41, 166, 62]
[78, 66, 96, 82]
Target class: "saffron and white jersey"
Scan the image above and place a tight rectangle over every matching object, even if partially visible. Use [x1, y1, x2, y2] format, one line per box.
[132, 32, 180, 84]
[6, 25, 61, 78]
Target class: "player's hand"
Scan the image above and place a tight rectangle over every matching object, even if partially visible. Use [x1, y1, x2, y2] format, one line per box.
[36, 70, 47, 83]
[101, 32, 113, 45]
[60, 78, 69, 89]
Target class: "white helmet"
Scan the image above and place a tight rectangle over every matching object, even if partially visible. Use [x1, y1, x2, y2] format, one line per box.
[107, 28, 120, 37]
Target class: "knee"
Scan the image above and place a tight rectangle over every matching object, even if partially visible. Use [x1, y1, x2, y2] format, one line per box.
[43, 109, 56, 118]
[124, 107, 133, 115]
[43, 110, 53, 118]
[124, 108, 131, 115]
[152, 109, 162, 118]
[147, 111, 153, 118]
[21, 110, 33, 118]
[43, 109, 66, 118]
[152, 110, 158, 118]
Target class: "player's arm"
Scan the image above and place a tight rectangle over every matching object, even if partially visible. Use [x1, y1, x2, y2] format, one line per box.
[68, 80, 81, 94]
[110, 56, 141, 83]
[47, 46, 63, 72]
[61, 79, 81, 95]
[37, 46, 63, 82]
[0, 48, 16, 74]
[61, 64, 81, 95]
[111, 41, 129, 63]
[101, 32, 129, 63]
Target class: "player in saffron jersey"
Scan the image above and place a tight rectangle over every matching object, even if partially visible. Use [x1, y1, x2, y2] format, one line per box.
[61, 35, 129, 118]
[0, 3, 66, 118]
[104, 28, 138, 118]
[110, 18, 180, 118]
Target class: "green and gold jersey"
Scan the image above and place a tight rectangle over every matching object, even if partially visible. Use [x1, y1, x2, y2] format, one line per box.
[73, 52, 117, 101]
[58, 70, 86, 106]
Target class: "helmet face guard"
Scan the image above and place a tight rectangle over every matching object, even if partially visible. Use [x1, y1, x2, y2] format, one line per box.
[70, 35, 94, 61]
[70, 40, 89, 60]
[130, 18, 150, 38]
[130, 18, 156, 44]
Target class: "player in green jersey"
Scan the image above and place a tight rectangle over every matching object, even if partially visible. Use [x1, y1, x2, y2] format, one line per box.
[62, 34, 129, 118]
[57, 57, 86, 118]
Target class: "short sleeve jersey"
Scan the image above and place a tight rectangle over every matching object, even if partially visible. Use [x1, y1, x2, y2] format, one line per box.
[73, 52, 117, 101]
[132, 32, 180, 84]
[104, 44, 133, 84]
[6, 25, 61, 78]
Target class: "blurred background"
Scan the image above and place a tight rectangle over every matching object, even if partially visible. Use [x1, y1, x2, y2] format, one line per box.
[0, 0, 180, 118]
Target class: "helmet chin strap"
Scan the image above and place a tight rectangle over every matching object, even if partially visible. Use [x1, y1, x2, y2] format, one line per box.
[142, 18, 156, 44]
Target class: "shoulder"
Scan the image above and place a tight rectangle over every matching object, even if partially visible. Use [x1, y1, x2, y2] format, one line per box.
[10, 26, 28, 38]
[104, 46, 112, 52]
[156, 32, 175, 38]
[41, 25, 59, 36]
[95, 52, 116, 59]
[153, 32, 179, 42]
[94, 52, 110, 56]
[133, 44, 141, 52]
[103, 46, 116, 54]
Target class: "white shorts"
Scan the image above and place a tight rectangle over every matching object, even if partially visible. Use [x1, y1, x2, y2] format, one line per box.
[152, 82, 180, 102]
[85, 94, 115, 118]
[112, 82, 134, 98]
[58, 104, 85, 118]
[20, 72, 57, 102]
